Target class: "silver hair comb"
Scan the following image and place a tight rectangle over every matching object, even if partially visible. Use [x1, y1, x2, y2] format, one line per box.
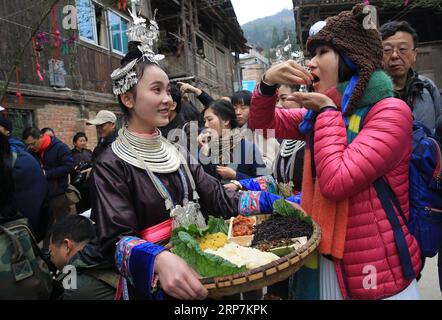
[111, 9, 164, 95]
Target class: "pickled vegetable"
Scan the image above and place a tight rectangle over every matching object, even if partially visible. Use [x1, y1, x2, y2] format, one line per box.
[232, 215, 255, 237]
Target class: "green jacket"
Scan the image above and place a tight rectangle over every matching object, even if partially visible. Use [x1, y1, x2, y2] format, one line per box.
[55, 253, 116, 300]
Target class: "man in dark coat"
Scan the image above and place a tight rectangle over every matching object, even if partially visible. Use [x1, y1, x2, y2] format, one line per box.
[0, 119, 50, 242]
[22, 127, 74, 225]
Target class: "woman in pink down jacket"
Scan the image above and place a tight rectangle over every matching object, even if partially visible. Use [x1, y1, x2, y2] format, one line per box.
[249, 4, 421, 300]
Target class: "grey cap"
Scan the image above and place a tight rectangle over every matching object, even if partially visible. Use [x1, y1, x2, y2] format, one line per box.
[86, 110, 117, 125]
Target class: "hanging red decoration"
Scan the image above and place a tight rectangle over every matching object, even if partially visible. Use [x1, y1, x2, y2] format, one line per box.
[118, 0, 127, 10]
[32, 37, 44, 81]
[404, 0, 409, 6]
[35, 31, 48, 52]
[52, 7, 60, 62]
[15, 67, 23, 106]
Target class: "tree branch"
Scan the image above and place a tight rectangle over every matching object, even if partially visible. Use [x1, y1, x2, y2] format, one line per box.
[0, 0, 61, 103]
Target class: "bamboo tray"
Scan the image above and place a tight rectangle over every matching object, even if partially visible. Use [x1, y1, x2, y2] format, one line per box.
[200, 211, 321, 298]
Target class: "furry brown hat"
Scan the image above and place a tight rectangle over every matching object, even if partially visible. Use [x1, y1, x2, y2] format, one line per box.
[306, 3, 383, 115]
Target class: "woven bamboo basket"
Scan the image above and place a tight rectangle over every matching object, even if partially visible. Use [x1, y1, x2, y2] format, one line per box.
[200, 212, 322, 298]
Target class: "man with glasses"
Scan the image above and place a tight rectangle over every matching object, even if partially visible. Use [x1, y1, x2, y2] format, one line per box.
[380, 21, 441, 131]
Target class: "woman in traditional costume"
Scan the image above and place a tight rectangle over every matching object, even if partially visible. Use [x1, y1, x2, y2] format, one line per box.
[89, 11, 283, 300]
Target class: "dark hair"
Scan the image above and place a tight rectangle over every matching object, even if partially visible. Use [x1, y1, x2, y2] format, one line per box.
[338, 54, 354, 83]
[380, 21, 419, 48]
[308, 45, 355, 84]
[117, 41, 162, 116]
[231, 90, 252, 107]
[41, 127, 55, 136]
[181, 101, 204, 127]
[279, 84, 301, 93]
[204, 99, 239, 129]
[22, 127, 42, 140]
[73, 132, 88, 144]
[170, 84, 182, 113]
[50, 215, 95, 245]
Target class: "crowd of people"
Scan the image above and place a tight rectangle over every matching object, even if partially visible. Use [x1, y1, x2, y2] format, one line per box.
[1, 3, 441, 300]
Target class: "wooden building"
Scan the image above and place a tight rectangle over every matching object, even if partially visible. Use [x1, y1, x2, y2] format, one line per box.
[292, 0, 442, 89]
[0, 0, 247, 147]
[239, 47, 271, 91]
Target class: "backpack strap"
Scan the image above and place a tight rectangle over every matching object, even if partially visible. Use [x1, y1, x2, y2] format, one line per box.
[373, 178, 416, 280]
[355, 108, 415, 280]
[377, 178, 408, 224]
[0, 224, 25, 263]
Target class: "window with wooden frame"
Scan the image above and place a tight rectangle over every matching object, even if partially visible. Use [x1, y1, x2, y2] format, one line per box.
[108, 10, 129, 55]
[6, 109, 34, 139]
[76, 0, 109, 49]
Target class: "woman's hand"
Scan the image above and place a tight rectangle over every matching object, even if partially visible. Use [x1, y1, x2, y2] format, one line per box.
[177, 82, 202, 97]
[286, 200, 303, 212]
[223, 182, 239, 192]
[263, 60, 313, 86]
[286, 92, 337, 111]
[154, 251, 208, 300]
[197, 132, 210, 148]
[216, 166, 237, 180]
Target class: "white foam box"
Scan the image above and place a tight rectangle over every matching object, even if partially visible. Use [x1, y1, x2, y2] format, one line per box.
[227, 216, 257, 247]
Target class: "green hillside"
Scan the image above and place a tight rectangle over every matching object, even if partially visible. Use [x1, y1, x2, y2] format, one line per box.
[241, 8, 297, 50]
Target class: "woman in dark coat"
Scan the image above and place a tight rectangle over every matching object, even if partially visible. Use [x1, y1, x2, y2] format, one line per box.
[71, 132, 93, 213]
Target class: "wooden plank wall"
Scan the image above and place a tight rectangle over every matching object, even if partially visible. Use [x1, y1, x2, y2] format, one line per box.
[0, 0, 54, 87]
[0, 0, 122, 95]
[1, 0, 243, 99]
[77, 44, 117, 93]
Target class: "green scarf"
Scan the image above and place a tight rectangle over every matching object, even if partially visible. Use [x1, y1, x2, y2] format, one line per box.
[336, 70, 395, 143]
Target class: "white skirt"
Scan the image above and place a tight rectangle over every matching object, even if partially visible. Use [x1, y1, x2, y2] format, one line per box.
[319, 255, 420, 300]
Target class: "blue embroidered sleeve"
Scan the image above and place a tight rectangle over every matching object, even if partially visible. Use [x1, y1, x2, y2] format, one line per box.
[115, 236, 167, 300]
[238, 191, 281, 216]
[236, 171, 252, 181]
[238, 191, 303, 216]
[239, 175, 279, 194]
[286, 193, 302, 205]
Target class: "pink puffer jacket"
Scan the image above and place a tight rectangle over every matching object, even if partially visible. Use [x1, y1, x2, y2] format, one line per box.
[250, 89, 422, 300]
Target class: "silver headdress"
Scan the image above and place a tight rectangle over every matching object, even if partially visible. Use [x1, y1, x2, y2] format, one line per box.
[275, 36, 296, 63]
[110, 9, 165, 95]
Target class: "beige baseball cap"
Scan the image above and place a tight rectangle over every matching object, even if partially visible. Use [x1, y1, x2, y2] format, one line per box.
[86, 110, 117, 125]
